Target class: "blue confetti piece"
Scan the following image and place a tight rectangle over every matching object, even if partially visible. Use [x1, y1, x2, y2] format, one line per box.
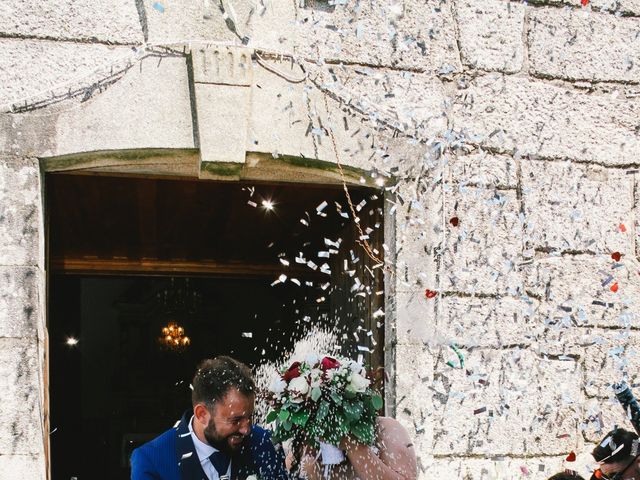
[153, 2, 165, 13]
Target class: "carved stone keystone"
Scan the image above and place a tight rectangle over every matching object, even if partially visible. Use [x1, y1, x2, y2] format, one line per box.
[192, 45, 253, 86]
[191, 46, 253, 164]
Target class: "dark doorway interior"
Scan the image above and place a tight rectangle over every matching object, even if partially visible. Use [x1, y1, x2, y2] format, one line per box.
[47, 173, 384, 480]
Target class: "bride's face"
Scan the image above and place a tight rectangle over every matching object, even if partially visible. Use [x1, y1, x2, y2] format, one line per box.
[204, 388, 255, 454]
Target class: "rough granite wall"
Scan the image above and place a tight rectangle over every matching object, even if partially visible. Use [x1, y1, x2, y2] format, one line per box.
[1, 0, 640, 478]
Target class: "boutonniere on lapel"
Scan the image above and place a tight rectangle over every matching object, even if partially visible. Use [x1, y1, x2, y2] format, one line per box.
[245, 475, 260, 480]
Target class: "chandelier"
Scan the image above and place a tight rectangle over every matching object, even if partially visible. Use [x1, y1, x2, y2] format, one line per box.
[157, 278, 200, 351]
[160, 321, 191, 350]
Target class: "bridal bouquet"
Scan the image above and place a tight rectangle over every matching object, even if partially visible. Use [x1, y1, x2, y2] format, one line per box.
[265, 354, 383, 449]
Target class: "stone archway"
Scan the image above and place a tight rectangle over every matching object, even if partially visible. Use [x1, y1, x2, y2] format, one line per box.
[1, 43, 403, 478]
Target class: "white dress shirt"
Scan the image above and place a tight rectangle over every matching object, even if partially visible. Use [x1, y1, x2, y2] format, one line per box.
[188, 416, 232, 480]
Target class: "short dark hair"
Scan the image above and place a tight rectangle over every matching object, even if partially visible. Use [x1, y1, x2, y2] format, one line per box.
[592, 428, 639, 464]
[191, 356, 255, 407]
[547, 471, 585, 480]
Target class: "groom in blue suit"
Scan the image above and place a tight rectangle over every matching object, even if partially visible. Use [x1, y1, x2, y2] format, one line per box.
[131, 356, 289, 480]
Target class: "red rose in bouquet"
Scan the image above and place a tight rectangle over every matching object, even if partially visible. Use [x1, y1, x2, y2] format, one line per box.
[283, 361, 302, 382]
[320, 356, 340, 371]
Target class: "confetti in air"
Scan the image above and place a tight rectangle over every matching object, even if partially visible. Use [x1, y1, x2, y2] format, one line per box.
[6, 0, 640, 476]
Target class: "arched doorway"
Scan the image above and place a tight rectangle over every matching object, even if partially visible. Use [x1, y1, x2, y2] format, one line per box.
[46, 170, 385, 479]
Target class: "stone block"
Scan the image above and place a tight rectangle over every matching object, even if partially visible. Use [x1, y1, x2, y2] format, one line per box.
[0, 338, 43, 456]
[195, 83, 250, 164]
[302, 66, 448, 183]
[0, 114, 57, 158]
[246, 0, 298, 53]
[394, 343, 434, 456]
[192, 45, 253, 86]
[522, 160, 633, 254]
[394, 289, 541, 348]
[304, 83, 380, 173]
[441, 186, 524, 296]
[143, 0, 251, 44]
[449, 151, 518, 189]
[523, 255, 640, 329]
[0, 0, 142, 44]
[295, 0, 462, 73]
[144, 0, 297, 51]
[452, 73, 640, 166]
[191, 45, 252, 164]
[0, 39, 134, 109]
[0, 159, 41, 266]
[634, 175, 640, 259]
[533, 323, 602, 358]
[524, 0, 640, 17]
[437, 295, 539, 348]
[310, 65, 449, 149]
[431, 348, 583, 455]
[454, 0, 525, 73]
[581, 395, 638, 444]
[393, 291, 435, 345]
[0, 267, 42, 338]
[582, 329, 640, 398]
[586, 0, 640, 15]
[0, 454, 45, 480]
[393, 178, 441, 291]
[394, 217, 437, 293]
[529, 8, 640, 83]
[53, 55, 194, 157]
[246, 61, 316, 161]
[422, 454, 586, 480]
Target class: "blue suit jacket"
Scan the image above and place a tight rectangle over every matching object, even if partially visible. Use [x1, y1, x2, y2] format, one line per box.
[131, 412, 289, 480]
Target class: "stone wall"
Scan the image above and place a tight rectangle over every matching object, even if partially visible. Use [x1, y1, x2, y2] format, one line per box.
[1, 0, 640, 478]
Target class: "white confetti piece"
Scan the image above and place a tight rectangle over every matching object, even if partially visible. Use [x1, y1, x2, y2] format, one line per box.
[316, 201, 328, 214]
[324, 238, 341, 248]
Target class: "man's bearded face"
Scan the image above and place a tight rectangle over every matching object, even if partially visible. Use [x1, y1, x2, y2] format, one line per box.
[203, 388, 254, 455]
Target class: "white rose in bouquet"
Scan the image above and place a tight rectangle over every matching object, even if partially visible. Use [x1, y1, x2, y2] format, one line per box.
[347, 371, 370, 393]
[347, 359, 367, 376]
[305, 353, 320, 365]
[309, 368, 323, 389]
[288, 375, 310, 402]
[269, 377, 287, 397]
[324, 367, 337, 383]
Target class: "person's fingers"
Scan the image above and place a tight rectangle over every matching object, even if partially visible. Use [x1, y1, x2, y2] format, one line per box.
[339, 435, 359, 452]
[302, 444, 319, 458]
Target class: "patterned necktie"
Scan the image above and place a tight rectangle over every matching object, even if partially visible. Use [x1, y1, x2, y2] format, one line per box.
[208, 451, 231, 478]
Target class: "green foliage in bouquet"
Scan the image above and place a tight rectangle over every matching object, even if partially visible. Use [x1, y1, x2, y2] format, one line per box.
[266, 355, 383, 447]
